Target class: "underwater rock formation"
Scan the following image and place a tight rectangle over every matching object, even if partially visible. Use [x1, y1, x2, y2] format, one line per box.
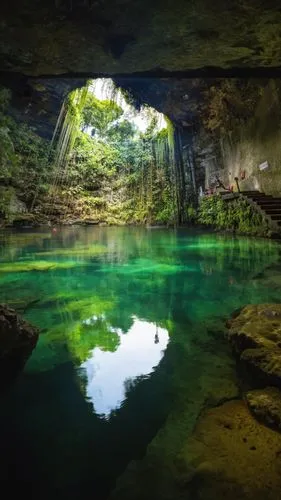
[246, 387, 281, 432]
[227, 304, 281, 387]
[0, 304, 39, 387]
[183, 399, 281, 500]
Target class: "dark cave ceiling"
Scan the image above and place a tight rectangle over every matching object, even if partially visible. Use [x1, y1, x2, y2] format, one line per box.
[1, 0, 281, 77]
[2, 0, 281, 140]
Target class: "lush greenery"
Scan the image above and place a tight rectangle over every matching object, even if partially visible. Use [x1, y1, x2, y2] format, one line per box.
[0, 87, 52, 221]
[0, 80, 276, 235]
[198, 194, 271, 236]
[0, 84, 178, 226]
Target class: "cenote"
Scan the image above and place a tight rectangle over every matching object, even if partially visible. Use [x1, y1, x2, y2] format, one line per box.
[1, 226, 281, 499]
[3, 11, 281, 496]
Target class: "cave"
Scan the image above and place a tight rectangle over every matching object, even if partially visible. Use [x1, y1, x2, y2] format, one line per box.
[1, 2, 281, 500]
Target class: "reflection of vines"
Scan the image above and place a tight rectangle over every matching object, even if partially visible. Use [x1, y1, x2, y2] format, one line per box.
[197, 233, 279, 275]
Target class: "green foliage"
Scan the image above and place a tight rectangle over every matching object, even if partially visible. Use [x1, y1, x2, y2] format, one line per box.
[64, 97, 175, 225]
[0, 80, 176, 226]
[82, 94, 123, 137]
[0, 86, 51, 209]
[10, 122, 51, 203]
[0, 186, 15, 220]
[0, 87, 16, 176]
[186, 206, 197, 222]
[68, 132, 120, 189]
[106, 119, 136, 143]
[198, 195, 271, 236]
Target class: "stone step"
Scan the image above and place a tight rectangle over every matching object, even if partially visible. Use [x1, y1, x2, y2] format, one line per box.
[257, 200, 281, 205]
[269, 214, 281, 220]
[244, 194, 267, 198]
[260, 208, 281, 214]
[263, 209, 281, 215]
[247, 195, 274, 201]
[250, 197, 273, 202]
[249, 194, 273, 198]
[242, 190, 263, 194]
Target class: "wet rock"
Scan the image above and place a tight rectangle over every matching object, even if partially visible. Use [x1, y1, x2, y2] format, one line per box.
[73, 218, 100, 225]
[0, 304, 39, 387]
[227, 304, 281, 387]
[246, 387, 281, 432]
[241, 347, 281, 387]
[10, 213, 39, 228]
[182, 399, 281, 500]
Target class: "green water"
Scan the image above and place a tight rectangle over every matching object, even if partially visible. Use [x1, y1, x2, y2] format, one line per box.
[0, 226, 281, 499]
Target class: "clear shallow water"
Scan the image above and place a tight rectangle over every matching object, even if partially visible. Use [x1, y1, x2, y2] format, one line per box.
[0, 226, 281, 499]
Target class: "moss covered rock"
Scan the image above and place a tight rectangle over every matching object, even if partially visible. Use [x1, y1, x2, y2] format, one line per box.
[0, 304, 39, 386]
[246, 387, 281, 432]
[227, 304, 281, 386]
[182, 399, 281, 500]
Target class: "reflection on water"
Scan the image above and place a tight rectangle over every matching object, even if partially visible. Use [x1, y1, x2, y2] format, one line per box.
[82, 317, 169, 417]
[0, 227, 281, 499]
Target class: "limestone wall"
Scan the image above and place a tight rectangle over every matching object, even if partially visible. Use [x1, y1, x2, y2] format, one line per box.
[201, 80, 281, 196]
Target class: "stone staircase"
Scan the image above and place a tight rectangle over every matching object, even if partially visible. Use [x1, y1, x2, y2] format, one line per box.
[241, 190, 281, 230]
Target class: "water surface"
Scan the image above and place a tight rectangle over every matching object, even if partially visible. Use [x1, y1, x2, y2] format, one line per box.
[0, 226, 281, 499]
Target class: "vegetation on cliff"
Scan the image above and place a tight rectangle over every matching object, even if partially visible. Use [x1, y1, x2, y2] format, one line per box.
[0, 82, 178, 226]
[0, 78, 279, 235]
[198, 195, 271, 236]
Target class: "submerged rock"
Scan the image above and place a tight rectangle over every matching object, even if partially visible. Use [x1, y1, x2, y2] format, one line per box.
[0, 304, 39, 387]
[183, 399, 281, 500]
[227, 304, 281, 387]
[246, 387, 281, 432]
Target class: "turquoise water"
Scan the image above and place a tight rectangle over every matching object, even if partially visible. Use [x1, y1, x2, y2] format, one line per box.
[0, 226, 281, 499]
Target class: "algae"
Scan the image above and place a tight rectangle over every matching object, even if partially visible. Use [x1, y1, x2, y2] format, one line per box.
[0, 260, 85, 272]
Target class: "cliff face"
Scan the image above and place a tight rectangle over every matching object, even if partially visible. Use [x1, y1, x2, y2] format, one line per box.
[193, 79, 281, 195]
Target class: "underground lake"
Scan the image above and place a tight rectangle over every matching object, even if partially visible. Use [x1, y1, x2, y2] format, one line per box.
[1, 226, 281, 499]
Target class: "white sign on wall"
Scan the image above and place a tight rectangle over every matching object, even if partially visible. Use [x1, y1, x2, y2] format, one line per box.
[258, 160, 269, 171]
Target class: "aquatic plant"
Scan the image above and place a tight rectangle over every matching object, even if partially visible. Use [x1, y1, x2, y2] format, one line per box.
[0, 260, 85, 273]
[34, 244, 107, 257]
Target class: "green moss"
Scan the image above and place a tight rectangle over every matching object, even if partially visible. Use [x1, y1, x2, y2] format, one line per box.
[0, 260, 84, 273]
[34, 244, 107, 257]
[0, 186, 15, 220]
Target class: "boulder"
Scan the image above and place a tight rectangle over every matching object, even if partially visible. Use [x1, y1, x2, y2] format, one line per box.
[182, 400, 281, 500]
[246, 387, 281, 432]
[0, 304, 39, 387]
[227, 304, 281, 387]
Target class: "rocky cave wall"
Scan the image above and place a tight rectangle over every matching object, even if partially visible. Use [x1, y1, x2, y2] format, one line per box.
[196, 79, 281, 196]
[2, 75, 86, 140]
[2, 0, 281, 208]
[3, 74, 281, 202]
